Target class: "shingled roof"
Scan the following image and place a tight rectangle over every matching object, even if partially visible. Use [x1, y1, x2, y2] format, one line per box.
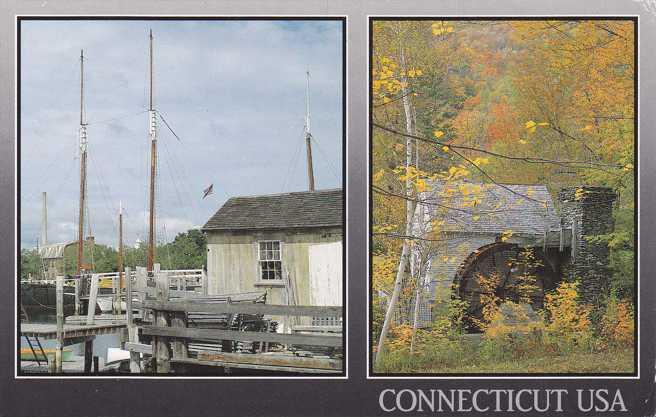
[202, 188, 343, 232]
[416, 181, 560, 236]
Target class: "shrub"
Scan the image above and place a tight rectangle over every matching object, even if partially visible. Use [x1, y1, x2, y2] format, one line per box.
[544, 281, 594, 352]
[601, 296, 635, 349]
[480, 301, 544, 361]
[385, 324, 414, 353]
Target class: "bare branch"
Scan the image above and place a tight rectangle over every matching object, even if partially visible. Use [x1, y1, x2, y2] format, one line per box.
[373, 122, 621, 169]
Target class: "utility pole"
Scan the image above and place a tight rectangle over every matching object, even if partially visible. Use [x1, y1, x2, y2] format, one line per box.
[147, 29, 158, 272]
[41, 191, 48, 247]
[304, 70, 315, 192]
[77, 49, 88, 275]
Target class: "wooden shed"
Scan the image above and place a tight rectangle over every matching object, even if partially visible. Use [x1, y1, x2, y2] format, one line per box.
[202, 188, 343, 328]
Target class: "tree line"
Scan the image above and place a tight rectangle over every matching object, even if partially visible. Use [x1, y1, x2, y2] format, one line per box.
[20, 228, 207, 279]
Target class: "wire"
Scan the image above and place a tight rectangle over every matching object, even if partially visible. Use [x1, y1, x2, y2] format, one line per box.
[158, 112, 182, 142]
[86, 110, 148, 126]
[156, 110, 202, 221]
[310, 136, 342, 183]
[281, 129, 304, 192]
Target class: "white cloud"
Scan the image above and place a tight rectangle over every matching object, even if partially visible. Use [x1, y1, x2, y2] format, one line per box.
[20, 20, 343, 249]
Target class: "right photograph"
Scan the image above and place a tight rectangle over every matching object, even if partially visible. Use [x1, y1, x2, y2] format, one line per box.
[369, 17, 637, 376]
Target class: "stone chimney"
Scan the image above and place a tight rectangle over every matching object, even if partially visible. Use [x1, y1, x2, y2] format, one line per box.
[558, 186, 616, 306]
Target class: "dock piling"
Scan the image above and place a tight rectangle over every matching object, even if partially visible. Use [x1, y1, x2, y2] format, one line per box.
[84, 337, 93, 373]
[153, 266, 171, 373]
[55, 275, 64, 373]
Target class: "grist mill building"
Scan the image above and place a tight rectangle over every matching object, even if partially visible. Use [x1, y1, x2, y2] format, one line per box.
[410, 182, 616, 328]
[202, 188, 343, 328]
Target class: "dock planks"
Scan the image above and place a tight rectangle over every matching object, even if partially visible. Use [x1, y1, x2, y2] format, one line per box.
[21, 322, 126, 340]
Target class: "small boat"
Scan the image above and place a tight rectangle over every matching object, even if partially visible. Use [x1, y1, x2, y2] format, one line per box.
[20, 281, 76, 321]
[20, 347, 74, 362]
[96, 297, 126, 314]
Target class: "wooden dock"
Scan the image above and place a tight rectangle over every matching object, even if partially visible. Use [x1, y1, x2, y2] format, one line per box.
[21, 322, 126, 342]
[125, 265, 344, 375]
[20, 265, 343, 375]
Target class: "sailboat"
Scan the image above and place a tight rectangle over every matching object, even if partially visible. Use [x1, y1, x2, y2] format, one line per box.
[20, 50, 94, 321]
[97, 29, 158, 311]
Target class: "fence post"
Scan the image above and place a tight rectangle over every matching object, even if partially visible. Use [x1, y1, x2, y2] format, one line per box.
[202, 269, 208, 295]
[125, 267, 141, 373]
[74, 279, 80, 316]
[153, 268, 171, 373]
[112, 273, 118, 315]
[136, 267, 147, 320]
[86, 274, 99, 325]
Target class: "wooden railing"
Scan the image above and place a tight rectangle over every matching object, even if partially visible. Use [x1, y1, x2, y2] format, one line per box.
[124, 266, 343, 374]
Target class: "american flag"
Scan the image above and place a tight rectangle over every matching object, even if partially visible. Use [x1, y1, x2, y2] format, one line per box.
[202, 184, 214, 199]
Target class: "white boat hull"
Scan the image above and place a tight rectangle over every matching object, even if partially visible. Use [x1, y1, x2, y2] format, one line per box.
[96, 297, 126, 313]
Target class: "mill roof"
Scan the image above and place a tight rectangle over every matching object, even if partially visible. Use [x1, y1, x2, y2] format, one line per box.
[202, 188, 343, 232]
[417, 181, 560, 236]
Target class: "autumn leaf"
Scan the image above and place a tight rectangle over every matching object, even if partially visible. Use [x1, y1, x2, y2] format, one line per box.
[472, 157, 489, 166]
[500, 230, 514, 242]
[434, 130, 445, 138]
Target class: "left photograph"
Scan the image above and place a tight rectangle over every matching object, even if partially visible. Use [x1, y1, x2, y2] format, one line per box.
[17, 17, 345, 377]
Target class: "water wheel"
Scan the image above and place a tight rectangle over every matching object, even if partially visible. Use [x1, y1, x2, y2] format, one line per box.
[453, 242, 557, 331]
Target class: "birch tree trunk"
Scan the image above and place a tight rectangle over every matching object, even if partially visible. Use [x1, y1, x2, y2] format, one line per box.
[410, 251, 424, 354]
[375, 40, 416, 366]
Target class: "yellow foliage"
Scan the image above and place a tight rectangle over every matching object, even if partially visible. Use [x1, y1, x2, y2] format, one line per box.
[432, 22, 455, 36]
[434, 130, 445, 138]
[574, 187, 586, 201]
[499, 230, 514, 242]
[372, 255, 398, 294]
[525, 120, 548, 134]
[472, 157, 489, 167]
[445, 165, 470, 180]
[544, 281, 592, 348]
[386, 324, 414, 352]
[372, 169, 385, 183]
[483, 302, 544, 342]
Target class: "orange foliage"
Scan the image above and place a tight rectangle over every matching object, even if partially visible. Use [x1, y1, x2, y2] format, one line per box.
[601, 298, 635, 349]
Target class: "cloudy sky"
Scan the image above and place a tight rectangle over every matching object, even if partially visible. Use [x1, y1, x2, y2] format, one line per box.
[20, 19, 343, 249]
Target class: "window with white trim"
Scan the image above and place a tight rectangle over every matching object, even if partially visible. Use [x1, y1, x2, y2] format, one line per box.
[258, 241, 282, 280]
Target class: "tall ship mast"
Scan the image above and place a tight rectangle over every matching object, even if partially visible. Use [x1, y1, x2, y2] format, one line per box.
[147, 30, 158, 273]
[304, 70, 315, 192]
[77, 49, 88, 275]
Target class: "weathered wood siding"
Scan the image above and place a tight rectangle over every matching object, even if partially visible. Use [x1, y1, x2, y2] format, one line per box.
[206, 227, 342, 309]
[309, 241, 343, 306]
